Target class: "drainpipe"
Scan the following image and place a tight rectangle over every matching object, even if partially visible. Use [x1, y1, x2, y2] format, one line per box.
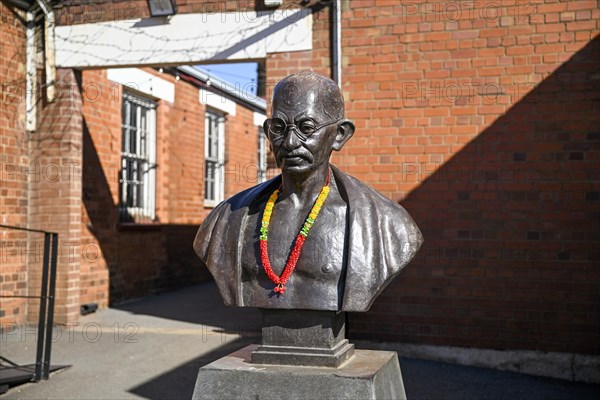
[331, 0, 342, 88]
[26, 9, 37, 132]
[37, 0, 56, 103]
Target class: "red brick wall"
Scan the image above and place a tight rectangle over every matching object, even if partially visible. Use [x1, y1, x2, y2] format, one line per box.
[0, 2, 28, 325]
[1, 3, 85, 324]
[342, 1, 599, 354]
[80, 69, 119, 308]
[265, 1, 600, 354]
[28, 68, 84, 323]
[52, 0, 299, 26]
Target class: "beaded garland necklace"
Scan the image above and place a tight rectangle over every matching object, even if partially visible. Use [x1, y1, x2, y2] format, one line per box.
[259, 171, 331, 295]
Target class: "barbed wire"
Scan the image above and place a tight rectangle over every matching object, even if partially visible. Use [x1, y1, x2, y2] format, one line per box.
[54, 6, 311, 66]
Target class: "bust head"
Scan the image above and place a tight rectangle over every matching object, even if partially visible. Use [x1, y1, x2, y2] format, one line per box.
[263, 72, 355, 176]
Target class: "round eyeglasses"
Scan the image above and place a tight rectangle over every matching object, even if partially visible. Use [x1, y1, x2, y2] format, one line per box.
[266, 117, 341, 141]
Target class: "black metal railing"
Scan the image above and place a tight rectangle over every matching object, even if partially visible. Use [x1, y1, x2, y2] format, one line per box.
[0, 224, 58, 382]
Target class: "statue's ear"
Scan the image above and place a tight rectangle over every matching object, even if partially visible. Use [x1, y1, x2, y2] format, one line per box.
[332, 119, 355, 151]
[262, 118, 270, 137]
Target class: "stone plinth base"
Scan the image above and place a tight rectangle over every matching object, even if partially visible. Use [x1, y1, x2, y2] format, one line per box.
[192, 345, 407, 400]
[251, 339, 355, 367]
[251, 309, 354, 367]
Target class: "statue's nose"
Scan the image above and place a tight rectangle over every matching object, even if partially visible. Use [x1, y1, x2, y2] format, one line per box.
[282, 127, 302, 150]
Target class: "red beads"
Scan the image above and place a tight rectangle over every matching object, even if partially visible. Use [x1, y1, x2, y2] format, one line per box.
[259, 173, 330, 295]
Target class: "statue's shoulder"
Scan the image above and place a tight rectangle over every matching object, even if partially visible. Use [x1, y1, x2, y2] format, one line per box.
[224, 176, 279, 210]
[205, 175, 281, 220]
[194, 176, 280, 261]
[333, 167, 424, 312]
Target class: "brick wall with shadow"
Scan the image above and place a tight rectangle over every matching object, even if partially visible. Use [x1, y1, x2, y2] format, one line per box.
[349, 36, 600, 354]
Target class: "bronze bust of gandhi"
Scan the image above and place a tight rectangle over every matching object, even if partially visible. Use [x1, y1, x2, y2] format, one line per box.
[194, 71, 423, 313]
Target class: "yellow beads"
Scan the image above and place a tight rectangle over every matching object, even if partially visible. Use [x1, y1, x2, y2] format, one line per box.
[260, 185, 330, 240]
[261, 190, 279, 240]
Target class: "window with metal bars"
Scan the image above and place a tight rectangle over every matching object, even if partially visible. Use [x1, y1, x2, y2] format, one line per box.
[204, 110, 225, 207]
[120, 92, 157, 222]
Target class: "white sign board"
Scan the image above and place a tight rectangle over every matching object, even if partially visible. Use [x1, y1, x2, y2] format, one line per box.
[56, 9, 313, 68]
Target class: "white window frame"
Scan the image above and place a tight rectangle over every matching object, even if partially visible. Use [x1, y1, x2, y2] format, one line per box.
[120, 92, 157, 222]
[204, 109, 225, 207]
[258, 127, 267, 183]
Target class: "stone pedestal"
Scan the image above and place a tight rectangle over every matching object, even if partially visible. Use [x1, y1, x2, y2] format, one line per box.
[192, 344, 407, 400]
[193, 309, 406, 399]
[250, 309, 355, 367]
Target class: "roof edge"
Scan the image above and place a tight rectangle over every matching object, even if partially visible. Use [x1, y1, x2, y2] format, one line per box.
[177, 65, 266, 113]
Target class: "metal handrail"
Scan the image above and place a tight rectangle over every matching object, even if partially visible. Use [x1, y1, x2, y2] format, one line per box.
[0, 224, 59, 381]
[0, 224, 57, 235]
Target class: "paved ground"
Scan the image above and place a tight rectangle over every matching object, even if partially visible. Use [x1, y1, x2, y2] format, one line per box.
[1, 282, 599, 399]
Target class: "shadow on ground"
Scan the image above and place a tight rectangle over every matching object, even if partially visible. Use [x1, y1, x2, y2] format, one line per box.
[119, 283, 599, 400]
[399, 356, 600, 400]
[5, 282, 595, 399]
[128, 337, 253, 400]
[115, 283, 262, 334]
